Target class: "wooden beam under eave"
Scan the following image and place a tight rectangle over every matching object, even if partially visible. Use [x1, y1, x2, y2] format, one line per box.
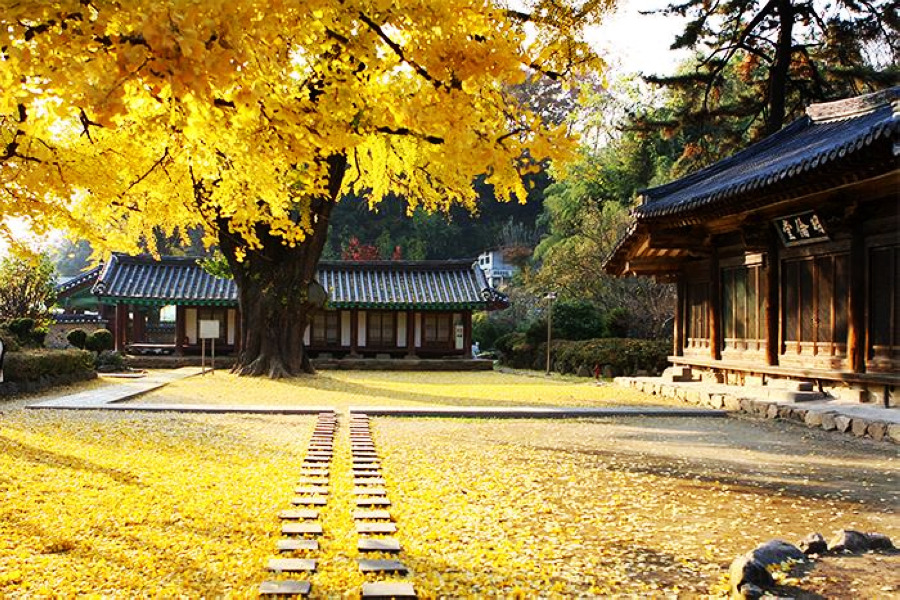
[624, 257, 687, 274]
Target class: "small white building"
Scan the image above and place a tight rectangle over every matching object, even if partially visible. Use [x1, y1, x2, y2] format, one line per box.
[476, 249, 515, 289]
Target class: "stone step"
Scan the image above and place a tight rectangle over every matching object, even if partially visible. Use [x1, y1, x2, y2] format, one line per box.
[353, 509, 392, 520]
[356, 497, 391, 507]
[353, 471, 381, 478]
[358, 537, 401, 553]
[268, 558, 317, 573]
[361, 582, 416, 599]
[281, 522, 324, 535]
[297, 477, 328, 485]
[353, 487, 387, 496]
[294, 486, 329, 495]
[291, 497, 327, 506]
[356, 522, 397, 534]
[354, 478, 386, 486]
[276, 539, 319, 552]
[304, 456, 331, 463]
[299, 469, 329, 477]
[258, 579, 312, 596]
[358, 559, 408, 574]
[279, 509, 319, 520]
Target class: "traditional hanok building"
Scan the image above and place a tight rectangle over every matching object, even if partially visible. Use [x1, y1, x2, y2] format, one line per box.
[57, 253, 507, 359]
[605, 87, 899, 403]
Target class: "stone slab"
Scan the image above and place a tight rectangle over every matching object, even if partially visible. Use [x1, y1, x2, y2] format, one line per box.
[294, 486, 329, 495]
[299, 469, 329, 477]
[281, 522, 322, 535]
[279, 509, 319, 520]
[304, 456, 331, 462]
[276, 539, 319, 552]
[358, 559, 408, 574]
[297, 477, 328, 485]
[353, 510, 392, 520]
[356, 497, 391, 507]
[353, 487, 387, 496]
[361, 582, 415, 599]
[353, 471, 382, 478]
[268, 558, 317, 572]
[358, 537, 401, 552]
[356, 522, 397, 534]
[291, 497, 327, 506]
[282, 522, 323, 535]
[354, 478, 386, 486]
[258, 580, 312, 596]
[349, 405, 726, 418]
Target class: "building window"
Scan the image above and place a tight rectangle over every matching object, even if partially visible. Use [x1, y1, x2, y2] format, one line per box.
[311, 311, 340, 346]
[367, 311, 396, 347]
[782, 253, 849, 357]
[423, 313, 452, 348]
[722, 265, 766, 352]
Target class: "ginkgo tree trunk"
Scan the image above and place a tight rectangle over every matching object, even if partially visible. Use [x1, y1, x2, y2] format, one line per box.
[0, 0, 613, 377]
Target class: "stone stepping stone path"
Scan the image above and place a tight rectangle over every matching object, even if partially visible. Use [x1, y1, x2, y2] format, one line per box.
[260, 412, 336, 597]
[349, 413, 416, 598]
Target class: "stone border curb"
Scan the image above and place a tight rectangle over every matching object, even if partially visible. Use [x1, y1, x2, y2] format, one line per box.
[615, 377, 899, 444]
[348, 406, 726, 418]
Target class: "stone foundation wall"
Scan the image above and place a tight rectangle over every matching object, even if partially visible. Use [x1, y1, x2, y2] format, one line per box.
[616, 376, 900, 445]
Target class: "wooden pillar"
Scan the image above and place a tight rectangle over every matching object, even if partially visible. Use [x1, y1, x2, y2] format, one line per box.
[674, 275, 685, 357]
[233, 307, 242, 354]
[765, 233, 780, 366]
[175, 306, 186, 355]
[708, 246, 722, 361]
[406, 310, 416, 357]
[847, 221, 866, 373]
[350, 309, 359, 357]
[132, 307, 145, 343]
[114, 304, 128, 352]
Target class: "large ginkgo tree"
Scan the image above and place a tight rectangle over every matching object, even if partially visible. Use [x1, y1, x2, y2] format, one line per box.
[0, 0, 611, 376]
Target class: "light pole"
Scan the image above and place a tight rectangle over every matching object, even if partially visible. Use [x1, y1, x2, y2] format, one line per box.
[544, 291, 557, 374]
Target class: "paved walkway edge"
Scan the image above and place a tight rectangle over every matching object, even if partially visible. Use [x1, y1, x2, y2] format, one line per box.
[348, 406, 725, 418]
[615, 376, 899, 444]
[28, 403, 336, 414]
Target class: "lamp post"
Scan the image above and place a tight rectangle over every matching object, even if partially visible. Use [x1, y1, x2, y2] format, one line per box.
[544, 291, 557, 374]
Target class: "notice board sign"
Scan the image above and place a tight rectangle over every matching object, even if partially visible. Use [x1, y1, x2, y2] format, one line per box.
[199, 320, 220, 340]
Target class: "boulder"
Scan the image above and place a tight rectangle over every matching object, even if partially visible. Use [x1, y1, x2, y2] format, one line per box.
[851, 418, 870, 437]
[867, 422, 887, 441]
[798, 532, 827, 555]
[804, 411, 824, 427]
[834, 415, 852, 433]
[820, 412, 837, 431]
[747, 539, 806, 567]
[865, 533, 895, 551]
[828, 530, 870, 553]
[729, 555, 773, 598]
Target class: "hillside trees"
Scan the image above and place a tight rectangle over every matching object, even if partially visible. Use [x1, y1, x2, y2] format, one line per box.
[0, 0, 613, 376]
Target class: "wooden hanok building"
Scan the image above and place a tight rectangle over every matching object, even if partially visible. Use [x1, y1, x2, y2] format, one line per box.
[605, 87, 899, 403]
[58, 253, 508, 358]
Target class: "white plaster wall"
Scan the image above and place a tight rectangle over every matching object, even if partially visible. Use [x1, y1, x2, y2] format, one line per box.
[414, 312, 422, 347]
[454, 312, 464, 349]
[397, 312, 407, 347]
[185, 308, 198, 343]
[227, 309, 236, 344]
[341, 311, 351, 347]
[358, 311, 367, 347]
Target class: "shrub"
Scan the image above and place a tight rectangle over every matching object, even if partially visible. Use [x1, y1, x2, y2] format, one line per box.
[471, 313, 516, 351]
[604, 307, 630, 338]
[0, 326, 21, 352]
[2, 349, 96, 382]
[85, 329, 114, 353]
[95, 350, 125, 373]
[552, 299, 605, 340]
[499, 337, 671, 377]
[66, 329, 88, 349]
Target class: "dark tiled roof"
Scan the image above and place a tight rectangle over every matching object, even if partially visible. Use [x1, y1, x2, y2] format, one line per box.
[91, 254, 505, 310]
[636, 87, 900, 220]
[56, 265, 103, 294]
[52, 313, 107, 325]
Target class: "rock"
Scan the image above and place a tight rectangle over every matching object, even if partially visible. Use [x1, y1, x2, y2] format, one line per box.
[867, 422, 887, 441]
[804, 411, 824, 427]
[766, 404, 779, 419]
[834, 415, 852, 433]
[798, 533, 827, 555]
[820, 412, 837, 431]
[724, 396, 742, 411]
[889, 424, 900, 444]
[828, 530, 870, 553]
[747, 539, 806, 567]
[851, 418, 869, 437]
[740, 398, 754, 413]
[729, 555, 773, 598]
[865, 533, 895, 551]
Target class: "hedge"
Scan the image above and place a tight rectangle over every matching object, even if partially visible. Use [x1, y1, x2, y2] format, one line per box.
[497, 333, 671, 377]
[2, 349, 96, 383]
